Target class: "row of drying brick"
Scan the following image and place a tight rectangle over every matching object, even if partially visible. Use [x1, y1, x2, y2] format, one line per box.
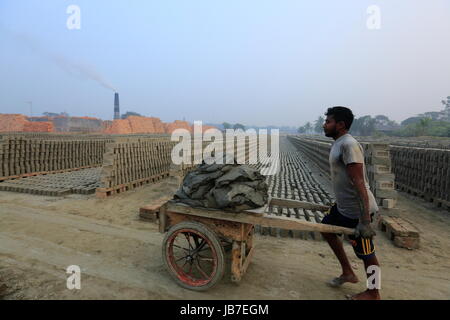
[295, 135, 450, 209]
[98, 137, 262, 190]
[390, 146, 450, 207]
[0, 132, 170, 140]
[286, 136, 398, 207]
[287, 136, 331, 178]
[0, 137, 106, 178]
[252, 144, 333, 240]
[0, 133, 267, 196]
[0, 167, 102, 196]
[99, 138, 176, 189]
[0, 134, 173, 180]
[297, 134, 450, 150]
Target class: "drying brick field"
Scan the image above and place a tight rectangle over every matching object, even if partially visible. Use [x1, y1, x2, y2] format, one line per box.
[293, 135, 450, 210]
[0, 133, 449, 299]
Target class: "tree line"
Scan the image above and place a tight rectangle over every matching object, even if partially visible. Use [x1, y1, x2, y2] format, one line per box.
[297, 97, 450, 137]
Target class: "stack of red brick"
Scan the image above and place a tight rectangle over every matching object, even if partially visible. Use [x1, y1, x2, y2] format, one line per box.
[0, 114, 53, 132]
[1, 113, 215, 134]
[103, 117, 216, 134]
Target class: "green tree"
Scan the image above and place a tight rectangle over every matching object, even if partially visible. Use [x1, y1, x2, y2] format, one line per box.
[233, 123, 246, 130]
[401, 116, 423, 126]
[314, 116, 325, 134]
[297, 126, 306, 134]
[415, 118, 431, 136]
[374, 115, 395, 126]
[304, 122, 312, 134]
[350, 115, 376, 136]
[391, 119, 450, 137]
[222, 122, 232, 129]
[441, 96, 450, 109]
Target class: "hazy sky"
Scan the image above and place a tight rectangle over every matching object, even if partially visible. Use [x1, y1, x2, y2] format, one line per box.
[1, 1, 449, 126]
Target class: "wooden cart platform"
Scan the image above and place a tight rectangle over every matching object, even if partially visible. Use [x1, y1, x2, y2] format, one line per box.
[157, 197, 355, 291]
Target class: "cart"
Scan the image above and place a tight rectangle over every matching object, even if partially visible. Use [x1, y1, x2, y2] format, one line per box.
[157, 197, 355, 291]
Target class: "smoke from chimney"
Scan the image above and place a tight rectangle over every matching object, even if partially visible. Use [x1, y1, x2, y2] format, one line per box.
[4, 26, 117, 92]
[114, 93, 120, 120]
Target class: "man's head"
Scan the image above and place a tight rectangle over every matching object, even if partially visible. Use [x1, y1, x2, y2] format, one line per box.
[323, 106, 354, 139]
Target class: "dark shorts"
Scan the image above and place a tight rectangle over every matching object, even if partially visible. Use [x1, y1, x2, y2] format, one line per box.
[321, 203, 375, 260]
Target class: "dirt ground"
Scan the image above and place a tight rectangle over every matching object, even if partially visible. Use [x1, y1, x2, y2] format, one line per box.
[0, 176, 449, 300]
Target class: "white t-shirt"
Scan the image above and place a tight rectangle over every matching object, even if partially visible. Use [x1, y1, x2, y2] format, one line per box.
[329, 133, 379, 219]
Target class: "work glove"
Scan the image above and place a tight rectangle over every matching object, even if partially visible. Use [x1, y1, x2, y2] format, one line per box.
[355, 220, 376, 238]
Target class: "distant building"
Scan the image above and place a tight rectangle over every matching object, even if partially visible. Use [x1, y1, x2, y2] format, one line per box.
[52, 116, 103, 132]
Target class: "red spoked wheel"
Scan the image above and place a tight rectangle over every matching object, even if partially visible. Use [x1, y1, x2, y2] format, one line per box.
[162, 221, 225, 291]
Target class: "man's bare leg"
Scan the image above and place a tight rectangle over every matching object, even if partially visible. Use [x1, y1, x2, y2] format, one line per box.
[321, 232, 359, 284]
[349, 255, 381, 300]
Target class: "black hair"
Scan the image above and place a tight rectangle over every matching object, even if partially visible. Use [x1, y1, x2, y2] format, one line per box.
[325, 106, 354, 130]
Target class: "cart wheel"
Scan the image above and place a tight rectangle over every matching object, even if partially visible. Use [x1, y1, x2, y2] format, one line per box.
[162, 221, 225, 291]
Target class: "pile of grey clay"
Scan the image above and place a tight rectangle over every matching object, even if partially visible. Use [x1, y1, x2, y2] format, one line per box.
[174, 158, 268, 211]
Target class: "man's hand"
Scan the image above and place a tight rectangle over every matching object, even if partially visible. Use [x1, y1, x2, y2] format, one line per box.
[355, 220, 376, 238]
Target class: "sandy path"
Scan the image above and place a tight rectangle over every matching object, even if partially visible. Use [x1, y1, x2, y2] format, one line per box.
[0, 174, 449, 299]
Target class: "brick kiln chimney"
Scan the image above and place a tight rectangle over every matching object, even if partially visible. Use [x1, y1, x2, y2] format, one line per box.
[114, 92, 120, 120]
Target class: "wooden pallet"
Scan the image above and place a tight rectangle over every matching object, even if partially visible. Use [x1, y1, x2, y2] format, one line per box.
[95, 172, 170, 198]
[377, 214, 420, 249]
